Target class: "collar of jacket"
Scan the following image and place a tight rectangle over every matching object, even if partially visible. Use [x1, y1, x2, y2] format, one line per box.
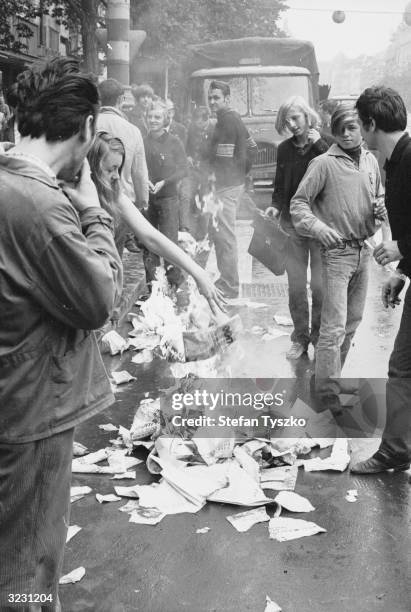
[99, 105, 127, 120]
[326, 143, 369, 161]
[0, 153, 60, 189]
[389, 132, 410, 164]
[216, 107, 233, 119]
[147, 130, 168, 142]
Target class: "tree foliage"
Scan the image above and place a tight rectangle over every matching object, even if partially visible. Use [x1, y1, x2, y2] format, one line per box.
[0, 1, 43, 53]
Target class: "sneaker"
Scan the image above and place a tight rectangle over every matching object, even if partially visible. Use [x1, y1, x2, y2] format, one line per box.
[350, 453, 410, 474]
[286, 342, 307, 360]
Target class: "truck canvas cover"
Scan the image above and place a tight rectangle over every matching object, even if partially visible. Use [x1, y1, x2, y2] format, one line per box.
[187, 37, 319, 79]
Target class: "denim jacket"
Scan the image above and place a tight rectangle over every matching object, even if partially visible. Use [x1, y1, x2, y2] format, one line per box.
[0, 155, 123, 443]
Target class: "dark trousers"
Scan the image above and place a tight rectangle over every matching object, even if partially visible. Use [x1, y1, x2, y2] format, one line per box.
[143, 195, 182, 286]
[379, 284, 411, 462]
[283, 222, 323, 347]
[0, 428, 74, 611]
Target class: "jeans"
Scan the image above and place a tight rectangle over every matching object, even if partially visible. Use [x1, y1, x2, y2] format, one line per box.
[378, 284, 411, 462]
[283, 222, 322, 347]
[143, 195, 182, 286]
[0, 428, 74, 611]
[315, 244, 370, 398]
[209, 184, 244, 298]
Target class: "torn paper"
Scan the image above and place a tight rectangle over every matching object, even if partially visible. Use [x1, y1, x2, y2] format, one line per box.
[129, 506, 165, 525]
[265, 595, 282, 612]
[73, 442, 88, 457]
[274, 491, 314, 513]
[300, 438, 350, 472]
[273, 314, 293, 326]
[111, 371, 136, 385]
[226, 507, 270, 533]
[196, 527, 211, 534]
[59, 567, 86, 585]
[131, 349, 154, 364]
[193, 434, 234, 465]
[66, 525, 82, 543]
[110, 471, 136, 480]
[98, 423, 118, 432]
[208, 462, 273, 507]
[96, 493, 121, 503]
[74, 448, 108, 465]
[268, 517, 326, 541]
[260, 466, 298, 492]
[100, 330, 128, 355]
[234, 445, 260, 482]
[70, 486, 92, 503]
[345, 489, 358, 503]
[127, 334, 161, 350]
[130, 398, 161, 441]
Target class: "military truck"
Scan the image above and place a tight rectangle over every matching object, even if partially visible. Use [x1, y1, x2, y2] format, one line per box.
[185, 37, 320, 190]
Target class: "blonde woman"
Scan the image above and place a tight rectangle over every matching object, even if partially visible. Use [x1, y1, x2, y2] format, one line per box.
[265, 96, 334, 360]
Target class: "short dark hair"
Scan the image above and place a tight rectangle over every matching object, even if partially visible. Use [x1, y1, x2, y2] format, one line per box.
[209, 80, 230, 97]
[355, 86, 407, 133]
[98, 78, 125, 106]
[132, 83, 154, 101]
[15, 57, 99, 142]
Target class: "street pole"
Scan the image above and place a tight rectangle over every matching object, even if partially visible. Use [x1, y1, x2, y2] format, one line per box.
[107, 0, 130, 85]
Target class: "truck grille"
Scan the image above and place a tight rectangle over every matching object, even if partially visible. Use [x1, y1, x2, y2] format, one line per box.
[255, 142, 277, 167]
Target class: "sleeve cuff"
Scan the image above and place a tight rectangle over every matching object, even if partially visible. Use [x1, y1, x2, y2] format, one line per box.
[78, 207, 115, 232]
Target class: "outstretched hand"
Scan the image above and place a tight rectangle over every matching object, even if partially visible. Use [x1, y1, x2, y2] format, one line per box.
[195, 270, 226, 316]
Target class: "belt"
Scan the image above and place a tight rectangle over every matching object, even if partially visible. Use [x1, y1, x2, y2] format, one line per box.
[340, 238, 366, 248]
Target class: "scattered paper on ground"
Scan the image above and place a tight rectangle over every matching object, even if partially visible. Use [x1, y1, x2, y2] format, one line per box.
[274, 491, 314, 513]
[234, 445, 260, 482]
[74, 448, 108, 465]
[268, 517, 326, 541]
[98, 423, 118, 432]
[96, 493, 122, 503]
[265, 595, 282, 612]
[129, 506, 165, 525]
[193, 433, 234, 465]
[300, 439, 350, 472]
[273, 314, 293, 326]
[110, 471, 136, 480]
[131, 349, 154, 364]
[196, 527, 211, 534]
[345, 489, 358, 503]
[72, 441, 88, 456]
[66, 525, 82, 543]
[111, 371, 136, 385]
[226, 507, 270, 533]
[130, 398, 161, 441]
[260, 466, 298, 491]
[59, 567, 86, 585]
[208, 462, 273, 507]
[101, 330, 128, 355]
[70, 486, 92, 503]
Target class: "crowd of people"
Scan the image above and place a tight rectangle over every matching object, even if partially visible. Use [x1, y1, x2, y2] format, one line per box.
[0, 55, 410, 608]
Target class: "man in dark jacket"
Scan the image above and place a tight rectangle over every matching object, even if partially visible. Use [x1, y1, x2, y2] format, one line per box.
[208, 80, 248, 298]
[0, 58, 122, 608]
[351, 86, 411, 474]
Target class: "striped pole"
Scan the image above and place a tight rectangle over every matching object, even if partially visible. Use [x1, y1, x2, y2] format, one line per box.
[107, 0, 130, 85]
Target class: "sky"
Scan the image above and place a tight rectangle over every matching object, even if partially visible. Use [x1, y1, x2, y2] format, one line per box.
[278, 0, 411, 61]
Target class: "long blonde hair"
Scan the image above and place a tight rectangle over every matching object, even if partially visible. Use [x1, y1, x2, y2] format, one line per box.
[275, 96, 320, 135]
[87, 131, 125, 223]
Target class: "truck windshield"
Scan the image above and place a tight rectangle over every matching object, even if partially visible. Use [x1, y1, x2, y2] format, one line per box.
[251, 75, 311, 115]
[203, 77, 247, 116]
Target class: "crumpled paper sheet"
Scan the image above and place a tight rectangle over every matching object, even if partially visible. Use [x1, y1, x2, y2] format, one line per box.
[100, 330, 129, 355]
[59, 567, 86, 585]
[268, 517, 326, 541]
[196, 527, 211, 534]
[226, 506, 270, 532]
[265, 595, 282, 612]
[169, 353, 221, 378]
[299, 438, 350, 472]
[130, 398, 161, 441]
[274, 491, 314, 513]
[110, 471, 136, 480]
[273, 314, 293, 326]
[66, 525, 82, 543]
[127, 334, 161, 350]
[193, 433, 234, 466]
[345, 489, 358, 503]
[234, 445, 260, 482]
[70, 486, 92, 503]
[160, 461, 229, 507]
[260, 466, 298, 492]
[73, 441, 88, 456]
[128, 506, 165, 525]
[131, 349, 154, 364]
[208, 461, 273, 507]
[98, 423, 118, 432]
[96, 493, 121, 503]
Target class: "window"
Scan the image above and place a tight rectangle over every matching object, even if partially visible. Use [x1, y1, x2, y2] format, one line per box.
[251, 76, 311, 115]
[203, 77, 248, 116]
[49, 27, 59, 52]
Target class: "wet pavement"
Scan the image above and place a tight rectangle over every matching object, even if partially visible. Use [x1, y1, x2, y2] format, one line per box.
[60, 218, 410, 612]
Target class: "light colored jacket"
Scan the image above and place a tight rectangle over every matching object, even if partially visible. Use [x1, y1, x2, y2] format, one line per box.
[290, 144, 385, 240]
[97, 106, 149, 206]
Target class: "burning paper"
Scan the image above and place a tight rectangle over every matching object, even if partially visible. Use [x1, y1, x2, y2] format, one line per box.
[268, 517, 326, 541]
[59, 567, 86, 585]
[300, 439, 350, 472]
[265, 596, 282, 612]
[226, 507, 270, 533]
[260, 466, 298, 492]
[129, 506, 165, 525]
[96, 493, 122, 503]
[111, 370, 136, 385]
[66, 525, 82, 543]
[100, 330, 128, 355]
[274, 491, 314, 513]
[70, 486, 92, 503]
[273, 314, 293, 326]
